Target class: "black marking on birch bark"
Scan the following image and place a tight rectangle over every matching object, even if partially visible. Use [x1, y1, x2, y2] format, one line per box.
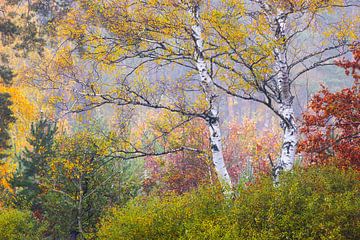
[211, 144, 219, 152]
[280, 120, 286, 129]
[272, 163, 284, 185]
[205, 116, 219, 125]
[283, 141, 292, 154]
[289, 96, 295, 105]
[280, 113, 296, 130]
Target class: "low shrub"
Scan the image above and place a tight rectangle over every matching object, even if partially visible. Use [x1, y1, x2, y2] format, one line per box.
[98, 167, 359, 240]
[0, 208, 44, 240]
[231, 167, 359, 239]
[98, 185, 229, 240]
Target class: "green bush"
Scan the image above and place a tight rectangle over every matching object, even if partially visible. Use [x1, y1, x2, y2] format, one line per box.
[98, 186, 228, 240]
[97, 167, 359, 240]
[0, 208, 44, 240]
[231, 167, 359, 239]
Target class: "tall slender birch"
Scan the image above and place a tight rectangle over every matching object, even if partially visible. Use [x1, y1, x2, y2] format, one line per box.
[209, 0, 359, 180]
[260, 2, 298, 178]
[190, 3, 232, 188]
[41, 0, 234, 189]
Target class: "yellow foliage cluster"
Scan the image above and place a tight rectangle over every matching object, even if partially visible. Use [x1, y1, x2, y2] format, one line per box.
[323, 14, 360, 42]
[45, 131, 114, 192]
[0, 84, 40, 192]
[0, 160, 16, 192]
[266, 0, 344, 12]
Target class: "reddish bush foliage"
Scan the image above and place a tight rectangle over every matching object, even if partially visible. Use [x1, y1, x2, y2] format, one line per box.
[299, 44, 360, 170]
[143, 119, 216, 194]
[335, 42, 360, 81]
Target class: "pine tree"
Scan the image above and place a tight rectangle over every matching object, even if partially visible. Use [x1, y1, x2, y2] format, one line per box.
[13, 118, 57, 210]
[0, 93, 16, 160]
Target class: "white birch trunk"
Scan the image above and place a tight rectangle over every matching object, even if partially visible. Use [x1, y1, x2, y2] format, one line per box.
[278, 104, 298, 170]
[190, 5, 232, 189]
[273, 9, 298, 180]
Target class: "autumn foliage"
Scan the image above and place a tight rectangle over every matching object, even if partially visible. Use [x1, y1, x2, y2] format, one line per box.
[299, 44, 360, 170]
[143, 118, 215, 194]
[223, 118, 282, 184]
[0, 1, 359, 239]
[144, 117, 283, 192]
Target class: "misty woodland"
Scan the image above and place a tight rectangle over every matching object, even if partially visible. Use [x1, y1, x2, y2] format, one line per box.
[0, 0, 359, 239]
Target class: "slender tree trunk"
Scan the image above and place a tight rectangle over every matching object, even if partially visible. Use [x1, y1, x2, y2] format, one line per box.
[206, 113, 232, 188]
[77, 176, 83, 239]
[273, 9, 298, 181]
[190, 5, 232, 189]
[70, 231, 78, 240]
[278, 104, 298, 170]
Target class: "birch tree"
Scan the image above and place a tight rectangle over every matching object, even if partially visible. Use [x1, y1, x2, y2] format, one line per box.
[189, 2, 232, 188]
[207, 0, 359, 180]
[36, 0, 235, 189]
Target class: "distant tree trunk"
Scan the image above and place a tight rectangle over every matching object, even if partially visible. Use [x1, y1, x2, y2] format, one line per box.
[227, 96, 235, 121]
[69, 231, 79, 240]
[190, 4, 232, 190]
[77, 175, 84, 239]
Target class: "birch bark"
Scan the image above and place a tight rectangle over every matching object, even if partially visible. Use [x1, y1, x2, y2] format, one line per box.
[272, 9, 298, 180]
[257, 1, 298, 180]
[190, 4, 232, 189]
